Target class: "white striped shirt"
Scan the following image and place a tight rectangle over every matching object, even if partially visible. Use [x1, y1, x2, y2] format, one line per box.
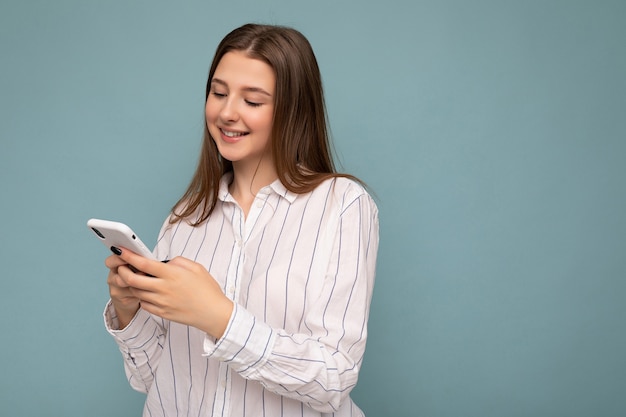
[104, 174, 379, 416]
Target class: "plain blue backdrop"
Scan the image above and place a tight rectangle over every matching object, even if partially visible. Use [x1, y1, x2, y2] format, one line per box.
[1, 1, 625, 416]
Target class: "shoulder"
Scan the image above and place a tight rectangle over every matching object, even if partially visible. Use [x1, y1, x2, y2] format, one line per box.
[328, 175, 370, 196]
[312, 176, 378, 216]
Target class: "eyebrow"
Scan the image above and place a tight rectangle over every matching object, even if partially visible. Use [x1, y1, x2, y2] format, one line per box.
[211, 78, 273, 97]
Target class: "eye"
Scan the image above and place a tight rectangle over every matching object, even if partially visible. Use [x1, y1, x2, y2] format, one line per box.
[209, 87, 226, 98]
[245, 100, 262, 107]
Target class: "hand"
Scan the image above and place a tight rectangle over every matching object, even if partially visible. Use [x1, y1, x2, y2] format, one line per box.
[114, 248, 234, 339]
[105, 253, 141, 329]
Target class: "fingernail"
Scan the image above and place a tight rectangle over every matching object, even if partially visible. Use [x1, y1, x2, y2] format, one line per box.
[110, 246, 122, 255]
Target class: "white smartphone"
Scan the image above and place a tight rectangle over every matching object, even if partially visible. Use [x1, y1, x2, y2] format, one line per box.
[87, 218, 157, 260]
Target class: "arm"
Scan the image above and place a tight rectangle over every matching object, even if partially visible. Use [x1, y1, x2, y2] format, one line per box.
[205, 191, 379, 412]
[108, 185, 379, 410]
[102, 220, 173, 393]
[104, 303, 167, 393]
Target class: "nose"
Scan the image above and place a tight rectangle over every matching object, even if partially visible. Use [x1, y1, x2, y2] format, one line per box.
[219, 97, 239, 122]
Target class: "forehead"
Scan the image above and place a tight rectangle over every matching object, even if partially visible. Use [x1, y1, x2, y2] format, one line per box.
[212, 51, 275, 93]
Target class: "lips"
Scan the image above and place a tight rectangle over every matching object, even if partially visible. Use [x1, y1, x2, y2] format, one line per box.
[220, 128, 249, 143]
[221, 129, 247, 138]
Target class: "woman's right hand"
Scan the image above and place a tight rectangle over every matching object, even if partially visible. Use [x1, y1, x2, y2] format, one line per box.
[105, 254, 141, 329]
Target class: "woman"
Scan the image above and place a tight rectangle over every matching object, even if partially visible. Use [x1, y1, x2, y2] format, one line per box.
[104, 23, 379, 417]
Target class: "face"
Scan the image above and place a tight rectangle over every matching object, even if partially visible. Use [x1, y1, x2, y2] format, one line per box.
[206, 51, 276, 171]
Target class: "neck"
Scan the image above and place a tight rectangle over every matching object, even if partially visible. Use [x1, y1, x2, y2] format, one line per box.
[229, 158, 278, 215]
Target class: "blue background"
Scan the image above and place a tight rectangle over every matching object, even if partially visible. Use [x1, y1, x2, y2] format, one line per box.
[1, 1, 625, 416]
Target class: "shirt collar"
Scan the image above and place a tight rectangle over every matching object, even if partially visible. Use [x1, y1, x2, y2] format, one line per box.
[218, 173, 297, 204]
[268, 179, 298, 204]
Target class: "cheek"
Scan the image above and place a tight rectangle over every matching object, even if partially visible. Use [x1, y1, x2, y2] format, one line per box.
[205, 102, 221, 141]
[205, 100, 217, 123]
[249, 110, 274, 132]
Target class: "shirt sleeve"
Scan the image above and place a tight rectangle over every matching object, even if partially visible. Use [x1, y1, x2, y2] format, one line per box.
[102, 217, 175, 393]
[203, 187, 380, 413]
[103, 301, 168, 393]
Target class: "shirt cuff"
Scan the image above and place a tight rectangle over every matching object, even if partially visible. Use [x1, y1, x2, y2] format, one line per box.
[202, 303, 275, 377]
[103, 300, 155, 348]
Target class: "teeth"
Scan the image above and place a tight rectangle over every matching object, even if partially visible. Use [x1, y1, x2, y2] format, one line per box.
[222, 129, 246, 138]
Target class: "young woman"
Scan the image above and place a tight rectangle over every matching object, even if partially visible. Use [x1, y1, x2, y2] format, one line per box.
[103, 23, 379, 417]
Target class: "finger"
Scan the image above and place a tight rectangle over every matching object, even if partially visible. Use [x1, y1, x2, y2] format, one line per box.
[128, 286, 157, 304]
[109, 284, 135, 301]
[105, 254, 128, 269]
[116, 247, 167, 278]
[107, 269, 132, 289]
[117, 263, 161, 292]
[167, 256, 205, 274]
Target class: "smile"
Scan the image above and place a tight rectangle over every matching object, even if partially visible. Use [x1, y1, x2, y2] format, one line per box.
[221, 129, 248, 138]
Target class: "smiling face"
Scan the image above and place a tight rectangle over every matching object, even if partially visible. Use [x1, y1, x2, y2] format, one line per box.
[206, 51, 276, 173]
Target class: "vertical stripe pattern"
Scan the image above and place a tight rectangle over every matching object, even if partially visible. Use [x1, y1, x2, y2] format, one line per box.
[104, 175, 379, 417]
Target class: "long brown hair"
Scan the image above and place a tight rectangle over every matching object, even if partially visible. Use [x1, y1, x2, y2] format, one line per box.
[171, 23, 357, 225]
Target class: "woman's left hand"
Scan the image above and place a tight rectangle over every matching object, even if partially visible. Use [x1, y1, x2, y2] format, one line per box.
[115, 248, 234, 339]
